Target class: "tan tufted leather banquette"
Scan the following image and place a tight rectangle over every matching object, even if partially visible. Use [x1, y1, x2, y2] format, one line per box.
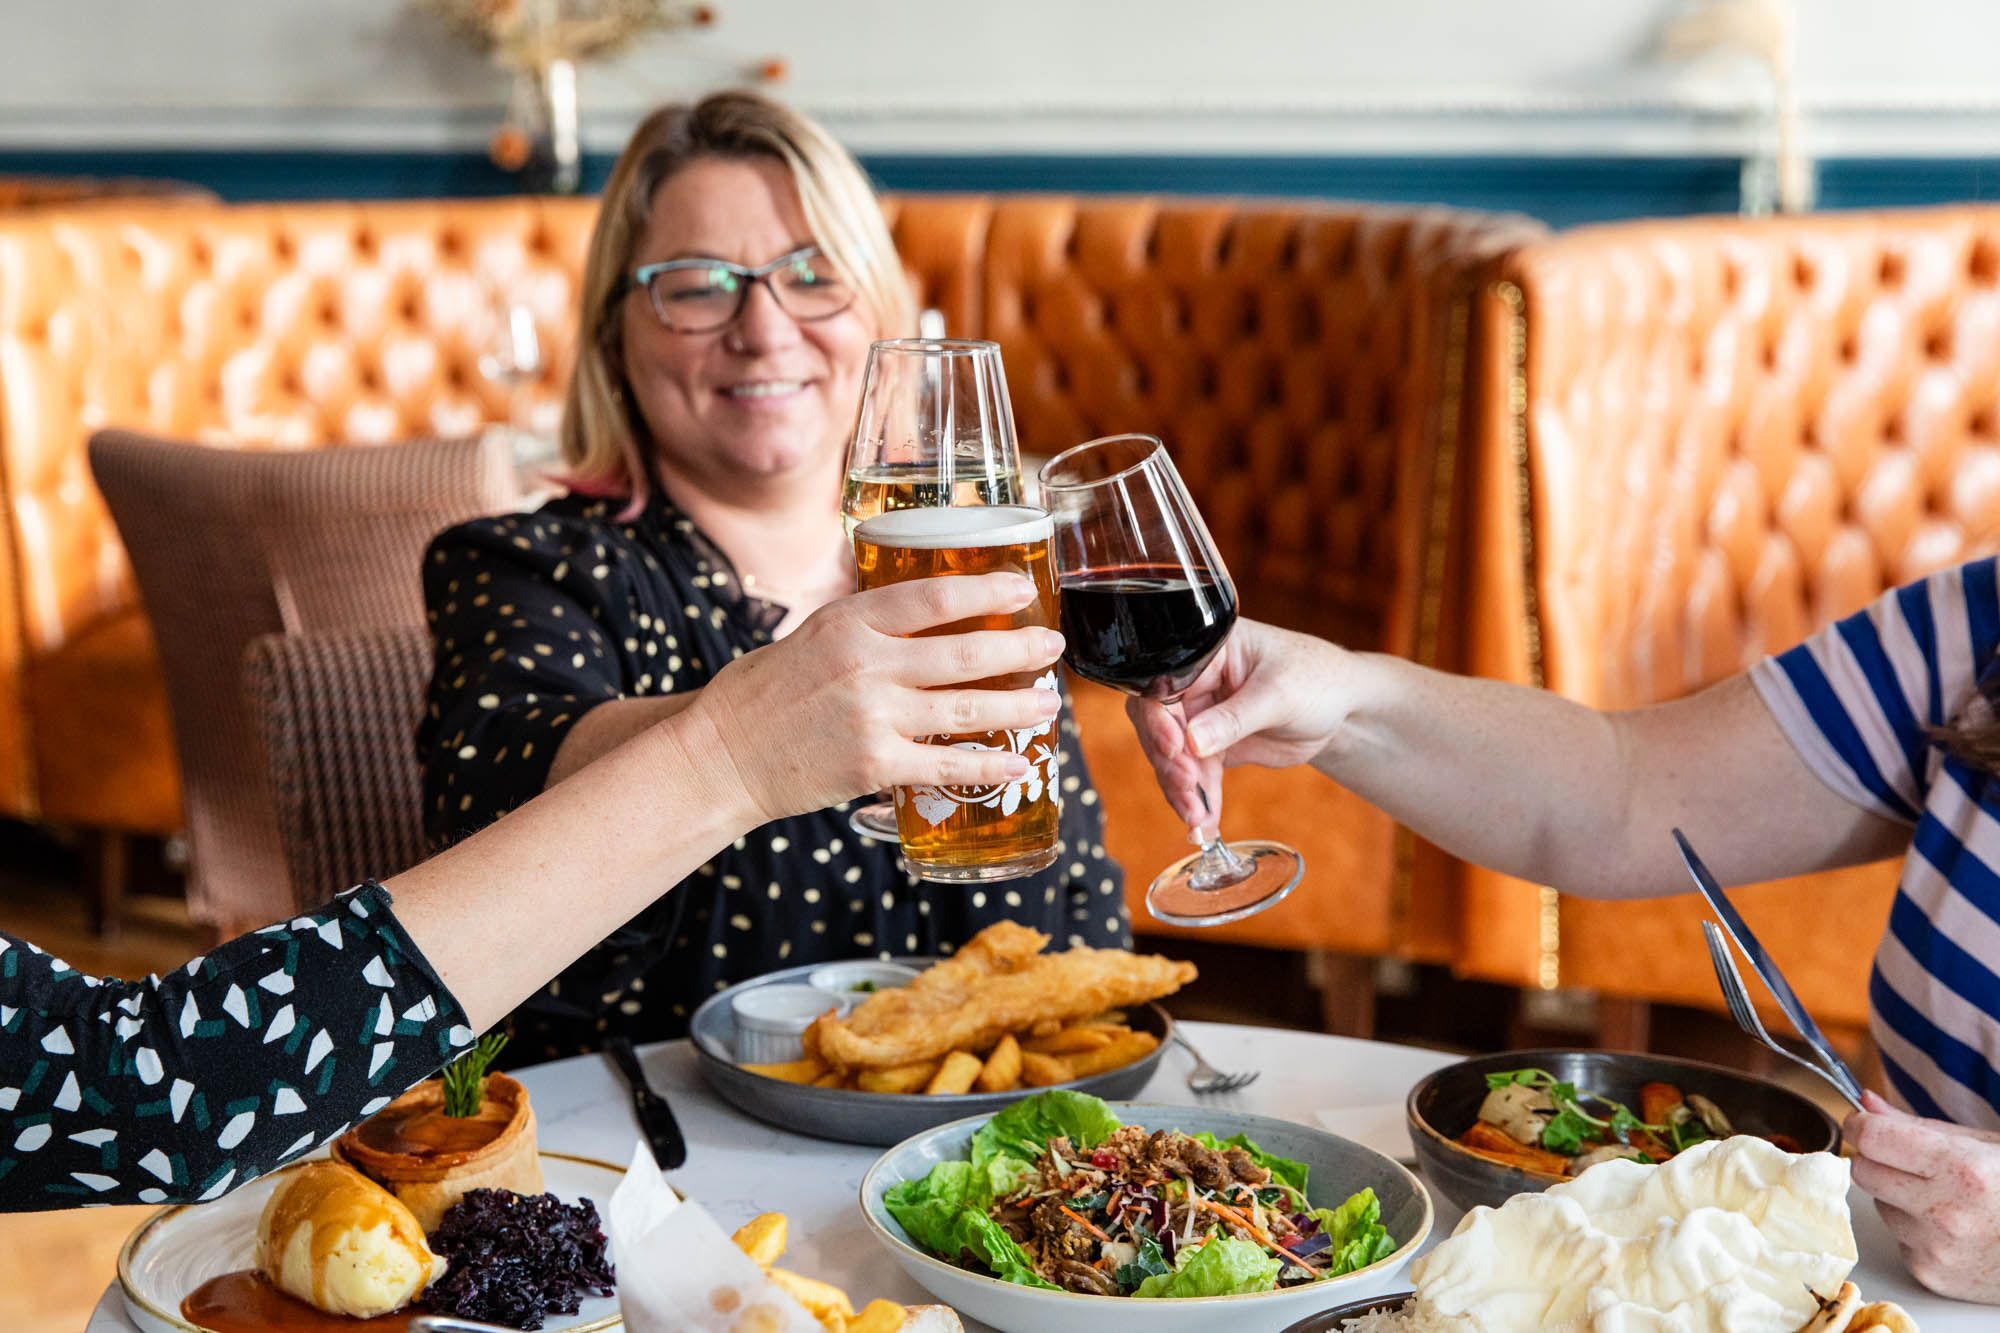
[0, 198, 598, 835]
[0, 192, 1539, 962]
[1448, 206, 2000, 1026]
[0, 174, 214, 211]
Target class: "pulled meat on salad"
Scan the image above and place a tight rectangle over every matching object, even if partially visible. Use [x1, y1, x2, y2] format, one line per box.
[1000, 1127, 1334, 1293]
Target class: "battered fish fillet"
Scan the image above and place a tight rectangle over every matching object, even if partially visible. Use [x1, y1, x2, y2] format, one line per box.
[811, 941, 1196, 1070]
[834, 921, 1051, 1040]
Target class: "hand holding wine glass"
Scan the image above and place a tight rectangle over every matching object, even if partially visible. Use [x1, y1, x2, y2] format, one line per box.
[1040, 434, 1305, 926]
[1124, 617, 1353, 832]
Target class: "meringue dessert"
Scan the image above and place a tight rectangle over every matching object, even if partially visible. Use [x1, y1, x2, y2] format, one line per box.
[259, 1161, 445, 1318]
[333, 1067, 543, 1232]
[1344, 1136, 1916, 1332]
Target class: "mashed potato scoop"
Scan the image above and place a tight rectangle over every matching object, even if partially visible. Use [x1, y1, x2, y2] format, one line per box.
[255, 1161, 446, 1318]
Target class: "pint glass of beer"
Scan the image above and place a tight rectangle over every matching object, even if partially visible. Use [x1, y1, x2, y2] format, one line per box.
[842, 339, 1023, 537]
[851, 504, 1061, 882]
[840, 337, 1026, 843]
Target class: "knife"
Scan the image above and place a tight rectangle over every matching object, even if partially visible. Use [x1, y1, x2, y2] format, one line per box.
[604, 1033, 688, 1170]
[1672, 828, 1866, 1106]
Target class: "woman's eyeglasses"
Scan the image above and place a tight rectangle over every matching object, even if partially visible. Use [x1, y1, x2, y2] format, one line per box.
[627, 245, 855, 333]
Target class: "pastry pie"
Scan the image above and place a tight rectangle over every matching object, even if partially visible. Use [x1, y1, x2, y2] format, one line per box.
[333, 1070, 543, 1232]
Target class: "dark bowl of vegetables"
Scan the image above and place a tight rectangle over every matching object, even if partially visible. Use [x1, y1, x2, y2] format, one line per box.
[1407, 1049, 1842, 1214]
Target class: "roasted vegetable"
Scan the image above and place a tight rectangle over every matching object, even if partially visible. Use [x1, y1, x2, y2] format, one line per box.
[1477, 1082, 1556, 1146]
[1639, 1081, 1685, 1126]
[1458, 1120, 1573, 1176]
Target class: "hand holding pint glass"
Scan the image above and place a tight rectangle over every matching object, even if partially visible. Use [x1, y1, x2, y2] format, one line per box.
[851, 505, 1063, 882]
[842, 338, 1027, 842]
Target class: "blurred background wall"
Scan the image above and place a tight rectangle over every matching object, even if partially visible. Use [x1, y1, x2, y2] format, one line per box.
[4, 0, 1997, 224]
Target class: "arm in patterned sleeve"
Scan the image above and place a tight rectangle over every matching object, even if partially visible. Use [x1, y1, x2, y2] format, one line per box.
[420, 510, 630, 848]
[0, 883, 473, 1212]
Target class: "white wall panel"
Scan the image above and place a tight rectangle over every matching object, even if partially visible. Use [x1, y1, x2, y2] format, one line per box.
[1, 1, 1994, 155]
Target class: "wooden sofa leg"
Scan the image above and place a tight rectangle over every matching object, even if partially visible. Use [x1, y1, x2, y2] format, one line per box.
[1595, 996, 1651, 1051]
[86, 831, 129, 939]
[1310, 951, 1377, 1038]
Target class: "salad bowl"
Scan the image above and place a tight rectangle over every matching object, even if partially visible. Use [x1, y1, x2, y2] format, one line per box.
[861, 1097, 1431, 1333]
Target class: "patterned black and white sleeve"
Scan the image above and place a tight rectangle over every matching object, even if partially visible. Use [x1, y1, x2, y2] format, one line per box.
[0, 882, 474, 1212]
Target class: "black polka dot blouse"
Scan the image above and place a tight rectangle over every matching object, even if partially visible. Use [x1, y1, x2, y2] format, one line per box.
[418, 491, 1130, 1064]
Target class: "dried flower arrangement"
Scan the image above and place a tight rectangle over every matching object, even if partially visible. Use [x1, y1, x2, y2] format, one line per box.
[419, 0, 717, 72]
[420, 0, 790, 191]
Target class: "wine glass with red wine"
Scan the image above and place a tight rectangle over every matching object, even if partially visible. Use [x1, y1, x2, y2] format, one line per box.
[1040, 434, 1304, 926]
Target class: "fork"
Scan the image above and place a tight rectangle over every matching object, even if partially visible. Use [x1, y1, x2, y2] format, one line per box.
[1702, 921, 1862, 1110]
[1171, 1027, 1258, 1094]
[1675, 829, 1866, 1108]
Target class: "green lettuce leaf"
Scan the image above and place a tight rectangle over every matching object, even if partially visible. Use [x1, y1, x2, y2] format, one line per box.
[1132, 1236, 1282, 1298]
[1112, 1236, 1171, 1294]
[882, 1161, 1058, 1290]
[1185, 1131, 1310, 1194]
[1311, 1187, 1398, 1277]
[969, 1090, 1123, 1184]
[881, 1159, 982, 1240]
[979, 1153, 1035, 1200]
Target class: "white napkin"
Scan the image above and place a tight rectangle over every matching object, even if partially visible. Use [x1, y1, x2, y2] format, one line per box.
[1313, 1104, 1416, 1164]
[607, 1142, 823, 1333]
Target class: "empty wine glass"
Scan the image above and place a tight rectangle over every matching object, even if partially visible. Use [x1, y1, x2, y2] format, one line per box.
[479, 298, 554, 479]
[478, 301, 543, 389]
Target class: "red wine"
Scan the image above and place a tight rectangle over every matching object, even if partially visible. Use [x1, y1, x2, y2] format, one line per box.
[1059, 567, 1237, 699]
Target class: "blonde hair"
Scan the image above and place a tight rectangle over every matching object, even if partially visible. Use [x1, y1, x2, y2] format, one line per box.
[561, 90, 917, 508]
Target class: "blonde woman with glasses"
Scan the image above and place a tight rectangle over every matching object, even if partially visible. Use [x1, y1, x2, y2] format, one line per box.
[418, 92, 1127, 1065]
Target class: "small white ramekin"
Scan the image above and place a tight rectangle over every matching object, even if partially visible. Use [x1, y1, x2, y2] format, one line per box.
[807, 960, 921, 999]
[731, 984, 846, 1064]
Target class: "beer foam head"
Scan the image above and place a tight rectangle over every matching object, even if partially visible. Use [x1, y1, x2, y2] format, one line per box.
[855, 504, 1051, 549]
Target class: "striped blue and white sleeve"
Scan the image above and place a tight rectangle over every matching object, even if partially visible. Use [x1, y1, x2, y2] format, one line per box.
[1750, 558, 2000, 825]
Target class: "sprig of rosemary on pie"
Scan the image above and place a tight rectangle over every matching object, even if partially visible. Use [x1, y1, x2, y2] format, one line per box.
[442, 1032, 510, 1118]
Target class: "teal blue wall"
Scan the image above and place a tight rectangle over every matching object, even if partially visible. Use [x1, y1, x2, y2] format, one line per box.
[4, 150, 1998, 228]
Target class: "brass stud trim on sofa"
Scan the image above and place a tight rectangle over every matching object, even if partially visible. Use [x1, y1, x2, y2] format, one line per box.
[1494, 278, 1562, 992]
[1388, 283, 1474, 954]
